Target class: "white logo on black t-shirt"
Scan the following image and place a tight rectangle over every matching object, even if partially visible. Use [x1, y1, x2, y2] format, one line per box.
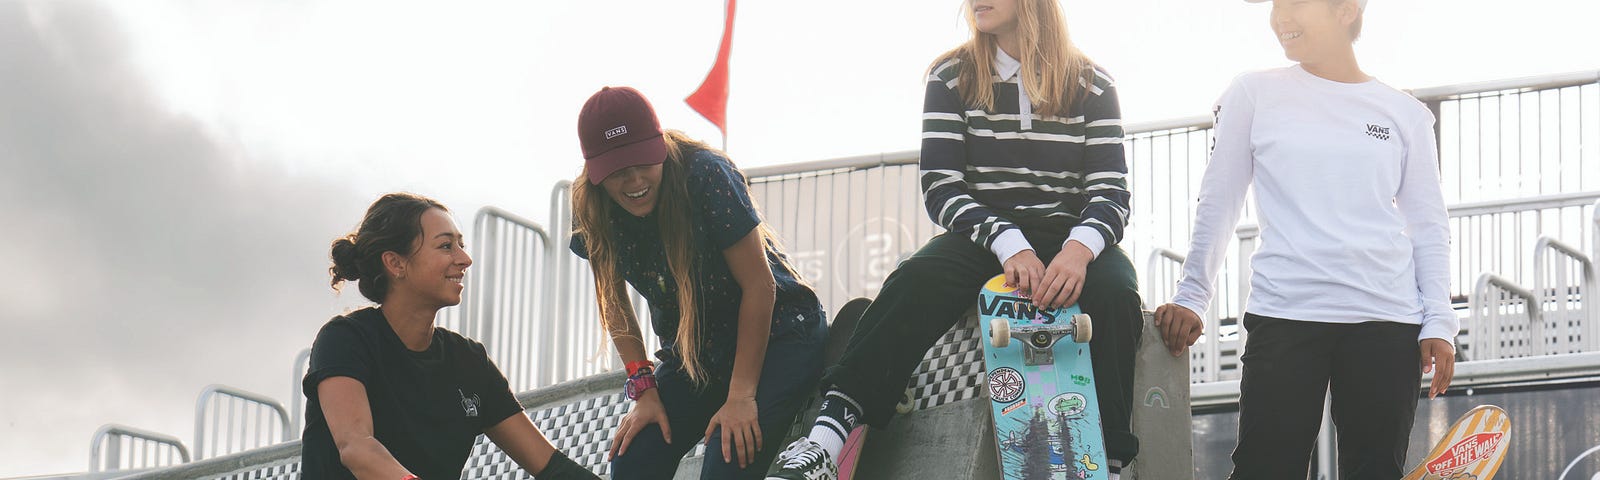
[459, 389, 481, 418]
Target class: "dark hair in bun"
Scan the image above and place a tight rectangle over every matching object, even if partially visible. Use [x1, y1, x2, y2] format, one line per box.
[329, 193, 448, 303]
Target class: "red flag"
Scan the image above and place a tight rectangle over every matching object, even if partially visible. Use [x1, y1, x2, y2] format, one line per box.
[686, 0, 736, 137]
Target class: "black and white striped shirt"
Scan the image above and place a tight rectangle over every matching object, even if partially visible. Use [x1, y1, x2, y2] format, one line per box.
[920, 49, 1130, 262]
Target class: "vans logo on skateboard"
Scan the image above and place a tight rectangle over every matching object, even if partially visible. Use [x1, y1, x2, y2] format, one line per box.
[1426, 432, 1505, 475]
[979, 295, 1059, 323]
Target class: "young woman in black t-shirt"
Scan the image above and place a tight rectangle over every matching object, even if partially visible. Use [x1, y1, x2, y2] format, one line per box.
[302, 193, 596, 480]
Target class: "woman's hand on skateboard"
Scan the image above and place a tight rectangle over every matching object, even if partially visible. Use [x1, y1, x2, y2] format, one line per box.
[707, 394, 762, 469]
[609, 389, 671, 460]
[1153, 303, 1204, 357]
[1003, 250, 1044, 298]
[1036, 241, 1093, 309]
[1419, 338, 1455, 398]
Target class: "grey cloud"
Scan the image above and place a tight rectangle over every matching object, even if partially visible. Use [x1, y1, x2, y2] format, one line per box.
[0, 1, 373, 474]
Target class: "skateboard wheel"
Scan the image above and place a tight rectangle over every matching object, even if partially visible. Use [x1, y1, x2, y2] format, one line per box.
[895, 387, 915, 414]
[990, 318, 1010, 348]
[1071, 313, 1092, 343]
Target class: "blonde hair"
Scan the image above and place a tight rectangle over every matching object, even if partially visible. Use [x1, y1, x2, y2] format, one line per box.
[572, 130, 791, 386]
[934, 0, 1092, 118]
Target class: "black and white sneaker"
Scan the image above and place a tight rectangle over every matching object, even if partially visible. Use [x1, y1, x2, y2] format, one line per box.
[765, 438, 837, 480]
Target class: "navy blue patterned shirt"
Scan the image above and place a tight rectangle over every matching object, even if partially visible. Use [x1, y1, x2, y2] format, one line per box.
[571, 148, 823, 376]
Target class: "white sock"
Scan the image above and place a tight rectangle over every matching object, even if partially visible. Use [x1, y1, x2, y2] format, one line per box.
[803, 390, 863, 464]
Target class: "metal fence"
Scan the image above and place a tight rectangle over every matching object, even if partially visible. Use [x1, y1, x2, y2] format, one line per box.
[1466, 273, 1543, 360]
[545, 181, 660, 386]
[193, 385, 291, 460]
[460, 207, 557, 391]
[289, 348, 311, 437]
[1533, 235, 1597, 355]
[1419, 71, 1600, 205]
[89, 424, 190, 472]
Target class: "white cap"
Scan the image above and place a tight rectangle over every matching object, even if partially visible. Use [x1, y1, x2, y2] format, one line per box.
[1246, 0, 1367, 8]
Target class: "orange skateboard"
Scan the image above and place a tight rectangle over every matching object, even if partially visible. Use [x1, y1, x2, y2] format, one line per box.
[1400, 405, 1511, 480]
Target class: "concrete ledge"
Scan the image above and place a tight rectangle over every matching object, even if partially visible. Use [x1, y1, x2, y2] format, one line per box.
[113, 442, 300, 480]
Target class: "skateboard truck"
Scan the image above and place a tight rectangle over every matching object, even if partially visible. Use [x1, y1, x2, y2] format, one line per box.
[989, 313, 1092, 366]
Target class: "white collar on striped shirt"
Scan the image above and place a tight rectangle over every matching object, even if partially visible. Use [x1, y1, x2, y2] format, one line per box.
[993, 46, 1032, 130]
[993, 47, 1021, 82]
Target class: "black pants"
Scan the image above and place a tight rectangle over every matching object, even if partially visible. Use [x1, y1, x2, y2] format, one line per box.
[611, 320, 827, 479]
[1229, 313, 1423, 480]
[819, 232, 1144, 463]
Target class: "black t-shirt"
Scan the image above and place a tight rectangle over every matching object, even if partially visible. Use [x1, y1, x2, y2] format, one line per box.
[569, 148, 824, 377]
[300, 307, 523, 480]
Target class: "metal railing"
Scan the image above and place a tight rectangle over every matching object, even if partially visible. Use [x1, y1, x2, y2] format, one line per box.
[1533, 235, 1597, 354]
[1417, 70, 1600, 205]
[289, 348, 311, 437]
[746, 151, 940, 312]
[1466, 273, 1542, 360]
[546, 181, 659, 386]
[462, 206, 557, 391]
[90, 424, 190, 472]
[1449, 191, 1600, 300]
[193, 385, 292, 460]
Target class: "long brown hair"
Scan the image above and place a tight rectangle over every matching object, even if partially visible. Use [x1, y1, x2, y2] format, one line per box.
[934, 0, 1092, 118]
[573, 130, 784, 385]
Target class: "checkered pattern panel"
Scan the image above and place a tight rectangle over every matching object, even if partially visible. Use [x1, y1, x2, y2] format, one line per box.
[906, 314, 987, 411]
[214, 456, 301, 480]
[458, 436, 523, 480]
[527, 393, 631, 476]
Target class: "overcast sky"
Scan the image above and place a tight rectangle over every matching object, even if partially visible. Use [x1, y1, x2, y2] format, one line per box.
[2, 0, 1597, 475]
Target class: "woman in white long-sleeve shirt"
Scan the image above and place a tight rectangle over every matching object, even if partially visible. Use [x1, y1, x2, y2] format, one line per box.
[1152, 0, 1457, 478]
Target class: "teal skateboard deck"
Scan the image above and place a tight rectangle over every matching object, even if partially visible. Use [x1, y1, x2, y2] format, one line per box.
[978, 274, 1107, 480]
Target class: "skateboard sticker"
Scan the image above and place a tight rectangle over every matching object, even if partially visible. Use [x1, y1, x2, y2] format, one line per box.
[1402, 405, 1510, 480]
[1425, 433, 1505, 477]
[1048, 393, 1088, 418]
[989, 367, 1025, 403]
[1142, 386, 1170, 409]
[1001, 399, 1028, 416]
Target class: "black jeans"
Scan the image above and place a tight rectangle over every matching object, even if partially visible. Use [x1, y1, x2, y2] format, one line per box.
[610, 319, 827, 480]
[819, 232, 1144, 463]
[1229, 313, 1422, 480]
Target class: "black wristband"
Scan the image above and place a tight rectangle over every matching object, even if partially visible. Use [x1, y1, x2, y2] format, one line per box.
[534, 450, 597, 480]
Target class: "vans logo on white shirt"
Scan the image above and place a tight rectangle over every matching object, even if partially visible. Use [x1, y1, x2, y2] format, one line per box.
[1365, 123, 1392, 141]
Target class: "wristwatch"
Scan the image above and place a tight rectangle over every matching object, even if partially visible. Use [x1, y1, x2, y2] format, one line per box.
[624, 368, 658, 400]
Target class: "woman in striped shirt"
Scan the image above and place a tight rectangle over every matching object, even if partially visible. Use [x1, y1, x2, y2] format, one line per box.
[769, 0, 1142, 478]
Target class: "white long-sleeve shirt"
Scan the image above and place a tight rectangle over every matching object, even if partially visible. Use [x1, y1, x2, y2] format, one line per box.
[1171, 65, 1458, 344]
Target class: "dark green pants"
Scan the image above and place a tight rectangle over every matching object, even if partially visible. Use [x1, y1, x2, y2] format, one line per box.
[820, 232, 1144, 463]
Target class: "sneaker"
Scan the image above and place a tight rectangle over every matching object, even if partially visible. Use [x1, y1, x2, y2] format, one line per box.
[765, 438, 837, 480]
